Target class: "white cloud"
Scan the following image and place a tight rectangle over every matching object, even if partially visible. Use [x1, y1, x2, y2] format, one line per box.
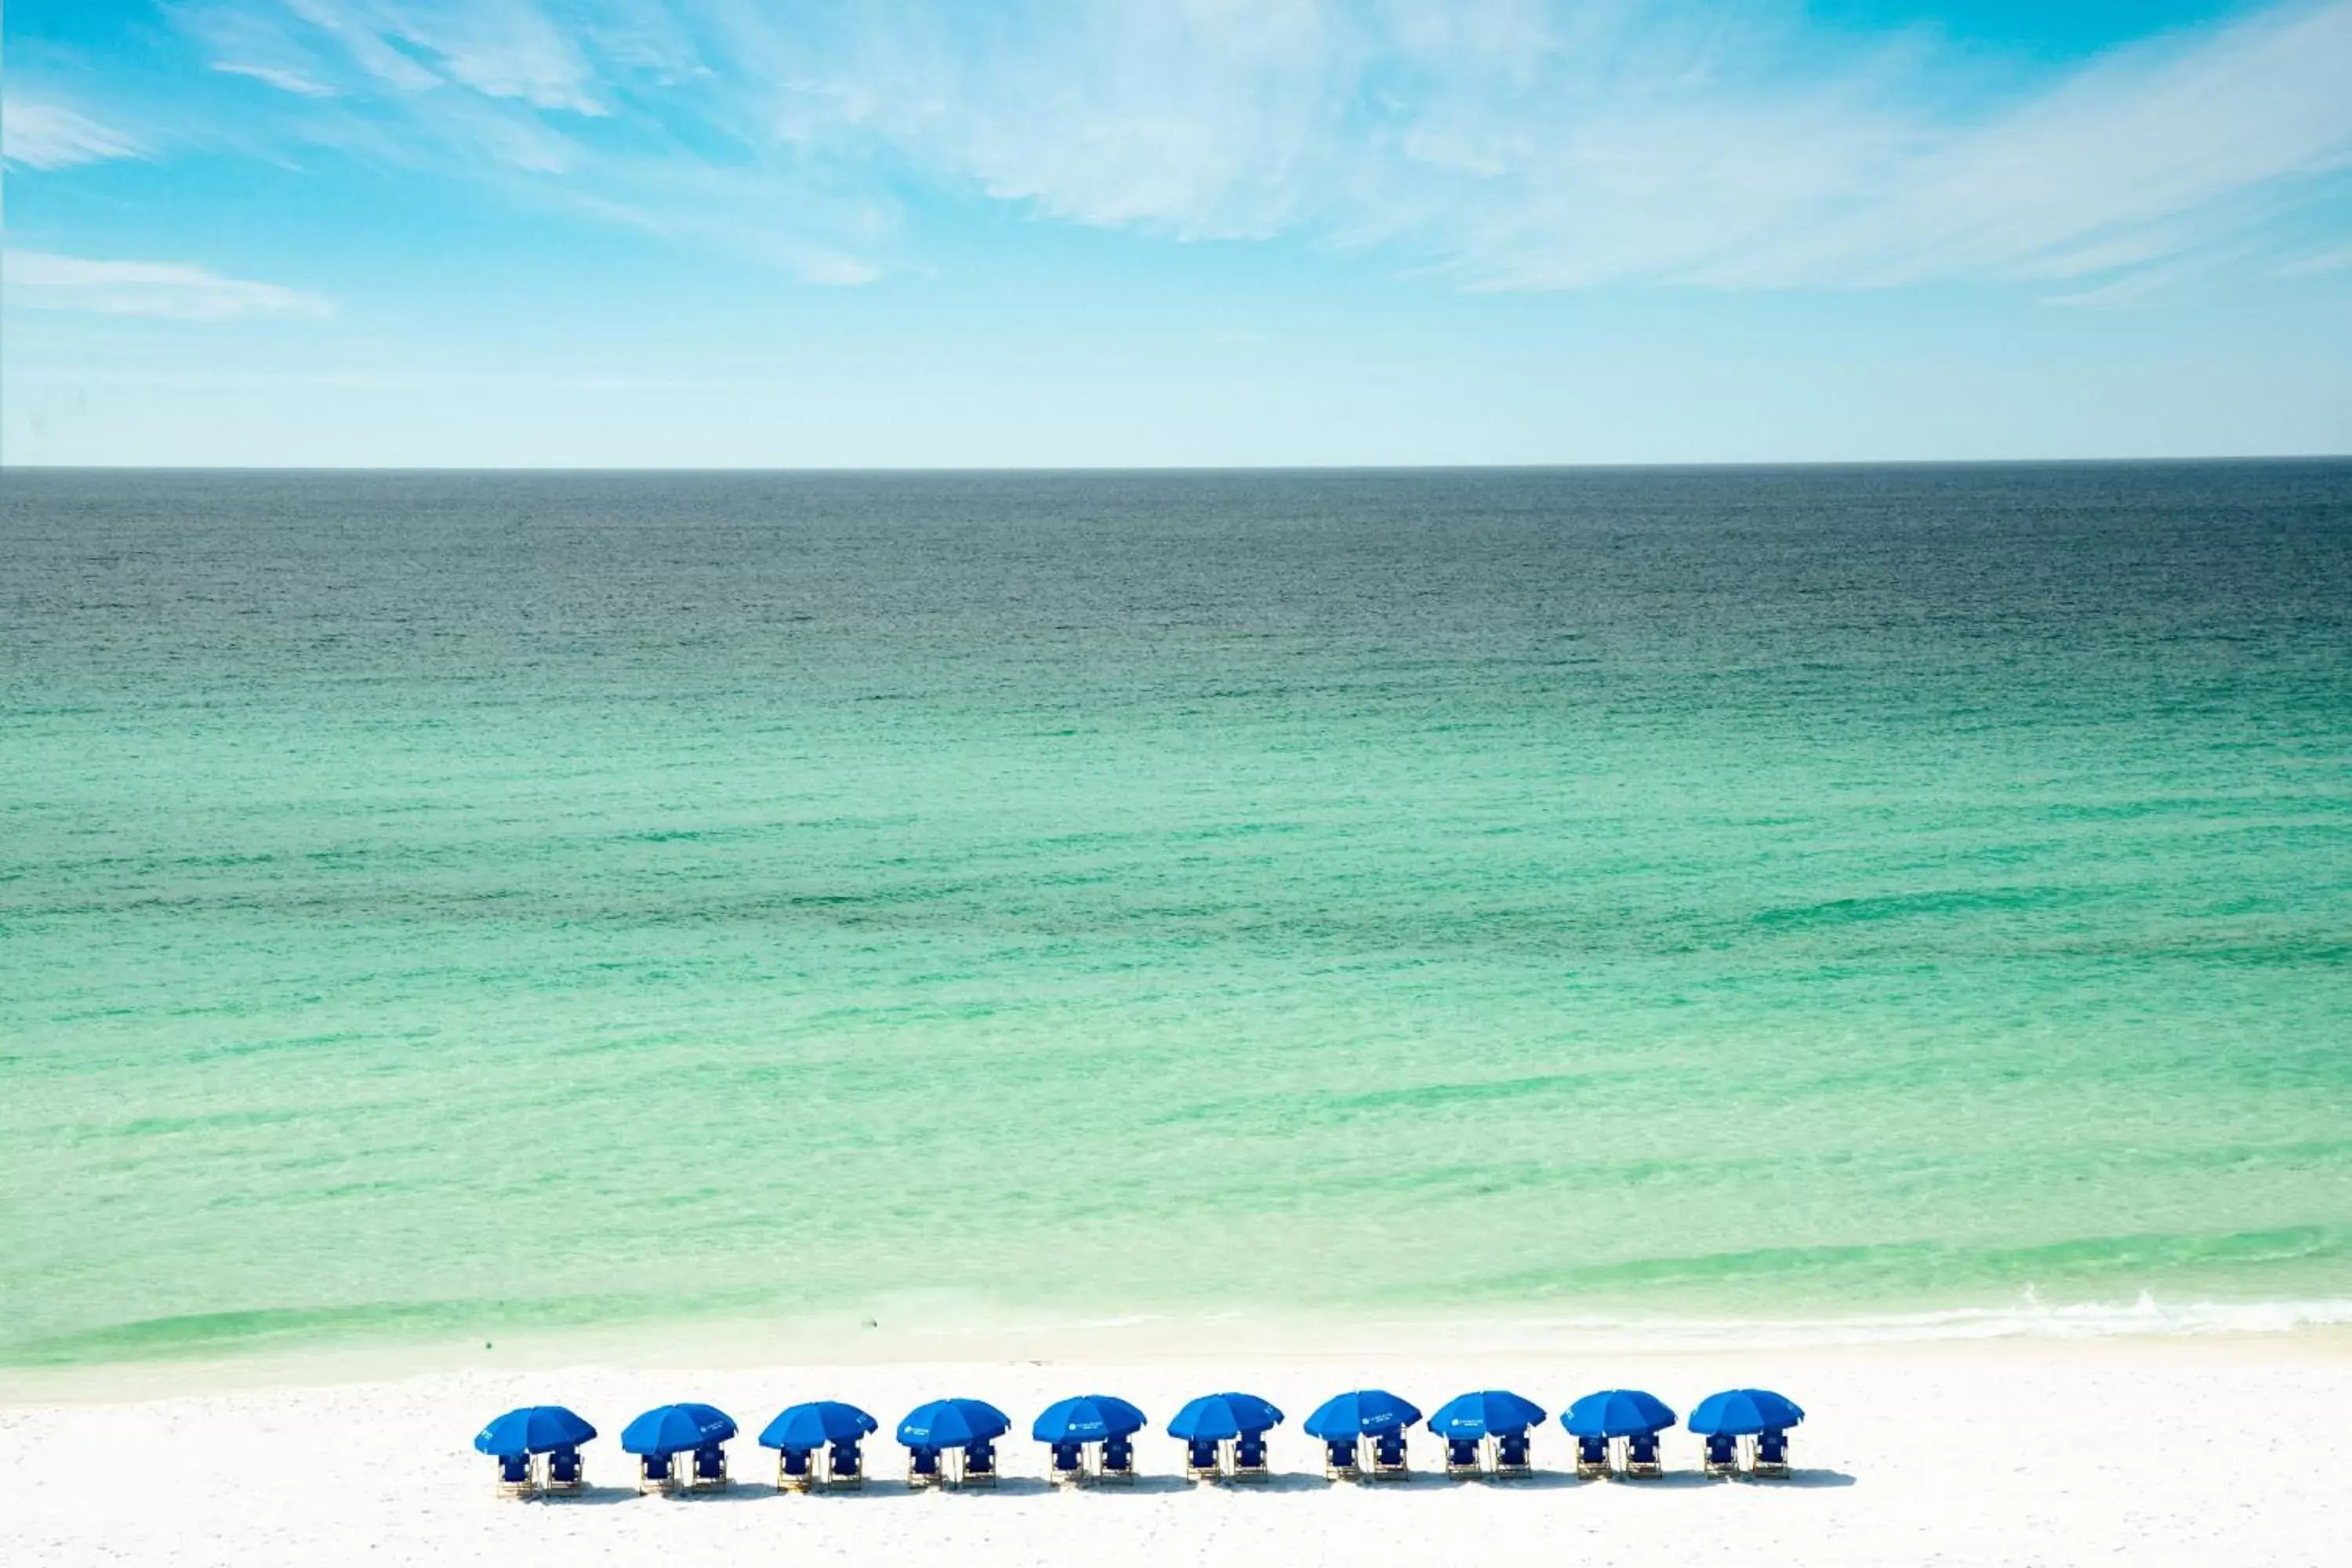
[140, 0, 2352, 296]
[2, 100, 144, 169]
[4, 251, 336, 320]
[212, 60, 337, 96]
[2279, 243, 2352, 275]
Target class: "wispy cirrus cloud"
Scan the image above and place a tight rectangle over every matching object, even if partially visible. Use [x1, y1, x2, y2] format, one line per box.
[115, 0, 2352, 295]
[212, 60, 338, 96]
[2, 99, 145, 169]
[3, 250, 336, 320]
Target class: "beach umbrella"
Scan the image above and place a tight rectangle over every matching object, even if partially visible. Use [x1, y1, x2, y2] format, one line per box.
[1428, 1389, 1548, 1439]
[759, 1401, 880, 1451]
[1561, 1390, 1677, 1439]
[1303, 1388, 1423, 1439]
[1167, 1392, 1285, 1442]
[474, 1405, 597, 1458]
[897, 1398, 1012, 1449]
[621, 1403, 739, 1457]
[1688, 1389, 1805, 1436]
[1032, 1395, 1149, 1444]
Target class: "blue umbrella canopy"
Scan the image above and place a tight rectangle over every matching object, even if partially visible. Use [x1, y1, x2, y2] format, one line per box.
[474, 1406, 596, 1458]
[759, 1401, 880, 1451]
[1303, 1388, 1423, 1439]
[1032, 1395, 1148, 1444]
[1561, 1390, 1678, 1439]
[1428, 1390, 1548, 1439]
[1688, 1388, 1805, 1436]
[621, 1403, 739, 1457]
[1167, 1392, 1286, 1442]
[897, 1398, 1011, 1448]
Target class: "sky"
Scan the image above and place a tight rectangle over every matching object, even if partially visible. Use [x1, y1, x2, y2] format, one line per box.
[3, 0, 2350, 466]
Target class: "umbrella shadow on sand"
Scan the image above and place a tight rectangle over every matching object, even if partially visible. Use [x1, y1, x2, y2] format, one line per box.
[1765, 1468, 1857, 1489]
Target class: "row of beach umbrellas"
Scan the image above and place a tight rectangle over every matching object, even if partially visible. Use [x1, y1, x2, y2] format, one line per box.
[477, 1385, 1802, 1461]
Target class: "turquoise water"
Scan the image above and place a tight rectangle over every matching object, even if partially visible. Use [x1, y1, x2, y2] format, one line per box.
[3, 465, 2350, 1367]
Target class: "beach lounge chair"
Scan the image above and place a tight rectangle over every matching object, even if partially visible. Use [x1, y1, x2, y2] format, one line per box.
[1444, 1437, 1482, 1477]
[637, 1452, 676, 1494]
[1185, 1437, 1221, 1482]
[545, 1446, 583, 1495]
[1755, 1428, 1791, 1479]
[908, 1444, 942, 1487]
[1323, 1436, 1361, 1481]
[691, 1443, 729, 1491]
[1625, 1432, 1663, 1479]
[1575, 1434, 1609, 1479]
[1703, 1433, 1737, 1479]
[961, 1438, 999, 1488]
[827, 1439, 863, 1490]
[1370, 1430, 1409, 1480]
[1233, 1432, 1269, 1482]
[1494, 1430, 1532, 1479]
[495, 1452, 536, 1497]
[1050, 1439, 1086, 1486]
[777, 1446, 815, 1492]
[1100, 1434, 1136, 1484]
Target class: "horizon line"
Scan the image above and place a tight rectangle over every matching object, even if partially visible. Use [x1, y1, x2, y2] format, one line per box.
[7, 454, 2351, 477]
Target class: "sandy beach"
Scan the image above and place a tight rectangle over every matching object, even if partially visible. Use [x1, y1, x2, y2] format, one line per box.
[5, 1329, 2346, 1566]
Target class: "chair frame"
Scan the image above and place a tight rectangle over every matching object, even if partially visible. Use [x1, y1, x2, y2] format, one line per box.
[823, 1441, 864, 1491]
[493, 1454, 539, 1499]
[543, 1447, 585, 1497]
[1098, 1436, 1138, 1486]
[953, 1441, 999, 1490]
[637, 1453, 680, 1496]
[687, 1445, 731, 1493]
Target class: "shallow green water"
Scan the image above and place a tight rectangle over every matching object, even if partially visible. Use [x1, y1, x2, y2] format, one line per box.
[3, 466, 2350, 1366]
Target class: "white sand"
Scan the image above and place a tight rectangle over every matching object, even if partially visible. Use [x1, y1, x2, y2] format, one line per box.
[3, 1332, 2346, 1566]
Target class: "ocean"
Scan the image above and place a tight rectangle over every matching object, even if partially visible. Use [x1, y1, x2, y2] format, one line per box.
[3, 463, 2349, 1370]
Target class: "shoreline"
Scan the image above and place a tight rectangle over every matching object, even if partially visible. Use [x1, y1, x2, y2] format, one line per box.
[9, 1287, 2352, 1406]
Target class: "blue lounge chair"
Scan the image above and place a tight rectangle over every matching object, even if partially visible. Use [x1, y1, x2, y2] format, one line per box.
[637, 1451, 675, 1494]
[961, 1437, 998, 1488]
[495, 1452, 535, 1497]
[1370, 1429, 1409, 1479]
[1575, 1433, 1608, 1479]
[1050, 1439, 1085, 1486]
[1704, 1433, 1737, 1478]
[691, 1442, 729, 1490]
[1755, 1428, 1791, 1479]
[1233, 1431, 1269, 1482]
[546, 1446, 583, 1494]
[1495, 1429, 1532, 1479]
[908, 1444, 941, 1487]
[828, 1439, 862, 1489]
[1100, 1433, 1136, 1484]
[777, 1446, 814, 1492]
[1185, 1437, 1221, 1481]
[1323, 1436, 1360, 1480]
[1444, 1436, 1481, 1476]
[1626, 1431, 1663, 1478]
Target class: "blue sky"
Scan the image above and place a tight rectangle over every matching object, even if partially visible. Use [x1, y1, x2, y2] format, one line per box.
[5, 0, 2350, 466]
